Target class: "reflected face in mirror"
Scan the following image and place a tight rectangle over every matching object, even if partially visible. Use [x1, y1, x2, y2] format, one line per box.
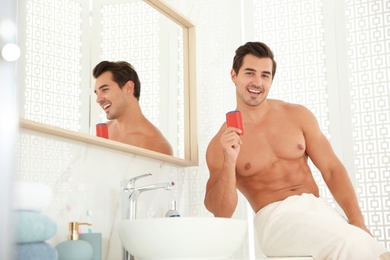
[94, 71, 132, 121]
[93, 61, 173, 156]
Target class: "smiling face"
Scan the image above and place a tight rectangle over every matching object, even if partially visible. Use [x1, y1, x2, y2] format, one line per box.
[94, 71, 131, 120]
[231, 54, 273, 107]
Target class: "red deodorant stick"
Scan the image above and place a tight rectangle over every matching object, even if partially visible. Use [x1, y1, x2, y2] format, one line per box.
[226, 110, 244, 135]
[96, 123, 109, 139]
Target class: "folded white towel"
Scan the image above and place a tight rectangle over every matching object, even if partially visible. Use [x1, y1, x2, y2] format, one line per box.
[14, 181, 52, 212]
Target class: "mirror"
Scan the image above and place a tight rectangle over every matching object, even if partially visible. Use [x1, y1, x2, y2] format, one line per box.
[17, 0, 197, 165]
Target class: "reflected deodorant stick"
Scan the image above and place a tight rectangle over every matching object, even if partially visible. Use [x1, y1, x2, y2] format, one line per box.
[96, 123, 108, 139]
[226, 110, 244, 135]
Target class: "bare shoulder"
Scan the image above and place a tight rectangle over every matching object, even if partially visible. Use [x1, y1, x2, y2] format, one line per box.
[206, 124, 226, 152]
[270, 99, 316, 122]
[270, 99, 310, 112]
[144, 121, 173, 155]
[147, 137, 173, 155]
[206, 124, 226, 167]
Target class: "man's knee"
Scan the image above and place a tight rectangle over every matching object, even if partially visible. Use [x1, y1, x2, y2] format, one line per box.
[379, 251, 390, 260]
[337, 232, 388, 260]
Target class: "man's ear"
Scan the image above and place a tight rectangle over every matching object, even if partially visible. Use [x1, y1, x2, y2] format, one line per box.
[230, 69, 237, 83]
[124, 80, 134, 95]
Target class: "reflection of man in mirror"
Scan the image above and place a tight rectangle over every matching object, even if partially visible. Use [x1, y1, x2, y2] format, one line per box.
[93, 61, 173, 156]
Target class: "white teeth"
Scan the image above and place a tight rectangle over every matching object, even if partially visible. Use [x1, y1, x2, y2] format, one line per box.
[103, 104, 111, 109]
[248, 89, 261, 94]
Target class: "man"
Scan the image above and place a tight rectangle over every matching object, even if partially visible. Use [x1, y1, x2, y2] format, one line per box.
[204, 42, 389, 259]
[93, 61, 173, 156]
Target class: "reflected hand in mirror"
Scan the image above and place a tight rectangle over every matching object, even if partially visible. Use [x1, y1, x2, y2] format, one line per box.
[93, 61, 173, 156]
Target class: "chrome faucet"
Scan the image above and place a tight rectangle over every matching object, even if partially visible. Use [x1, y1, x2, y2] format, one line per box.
[120, 173, 175, 260]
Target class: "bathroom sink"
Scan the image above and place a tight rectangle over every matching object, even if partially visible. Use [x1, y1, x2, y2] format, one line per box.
[117, 217, 248, 260]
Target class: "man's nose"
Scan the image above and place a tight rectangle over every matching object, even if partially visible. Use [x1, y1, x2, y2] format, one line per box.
[96, 93, 103, 104]
[251, 76, 263, 86]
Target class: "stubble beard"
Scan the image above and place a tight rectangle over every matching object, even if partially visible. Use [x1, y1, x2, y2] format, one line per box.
[237, 85, 267, 108]
[243, 95, 266, 107]
[106, 112, 114, 120]
[106, 99, 128, 121]
[105, 108, 117, 120]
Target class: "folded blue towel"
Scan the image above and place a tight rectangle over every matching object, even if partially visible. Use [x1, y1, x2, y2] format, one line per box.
[14, 211, 57, 243]
[14, 242, 58, 260]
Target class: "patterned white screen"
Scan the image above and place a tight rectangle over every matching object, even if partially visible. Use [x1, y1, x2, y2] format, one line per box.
[20, 0, 87, 132]
[345, 0, 390, 248]
[99, 1, 161, 123]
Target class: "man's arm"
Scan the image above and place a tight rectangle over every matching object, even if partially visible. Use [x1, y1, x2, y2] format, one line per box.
[204, 126, 242, 217]
[300, 106, 371, 234]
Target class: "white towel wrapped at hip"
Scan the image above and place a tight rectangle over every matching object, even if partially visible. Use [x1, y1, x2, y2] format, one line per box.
[14, 181, 52, 212]
[254, 193, 389, 260]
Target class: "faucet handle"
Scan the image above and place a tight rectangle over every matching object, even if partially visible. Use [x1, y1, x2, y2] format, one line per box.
[121, 173, 152, 190]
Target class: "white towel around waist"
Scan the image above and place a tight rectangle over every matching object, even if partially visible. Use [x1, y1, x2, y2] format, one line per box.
[253, 193, 389, 260]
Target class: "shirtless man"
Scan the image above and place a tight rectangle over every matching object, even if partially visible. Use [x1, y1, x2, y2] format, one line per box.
[205, 42, 389, 259]
[93, 61, 173, 156]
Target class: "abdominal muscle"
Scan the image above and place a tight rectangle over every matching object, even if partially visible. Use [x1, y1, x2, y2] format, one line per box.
[236, 157, 320, 213]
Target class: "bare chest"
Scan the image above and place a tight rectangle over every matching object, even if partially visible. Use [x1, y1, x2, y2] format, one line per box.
[236, 121, 306, 176]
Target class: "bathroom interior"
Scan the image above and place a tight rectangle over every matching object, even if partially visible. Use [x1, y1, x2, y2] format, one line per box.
[1, 0, 389, 259]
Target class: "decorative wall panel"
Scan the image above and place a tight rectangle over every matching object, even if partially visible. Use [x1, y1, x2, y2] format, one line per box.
[345, 0, 390, 248]
[99, 1, 161, 123]
[21, 0, 86, 132]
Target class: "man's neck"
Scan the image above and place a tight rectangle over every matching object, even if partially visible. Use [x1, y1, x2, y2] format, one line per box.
[112, 104, 145, 132]
[238, 99, 272, 122]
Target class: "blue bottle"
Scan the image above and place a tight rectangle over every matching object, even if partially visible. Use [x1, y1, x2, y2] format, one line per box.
[55, 222, 93, 260]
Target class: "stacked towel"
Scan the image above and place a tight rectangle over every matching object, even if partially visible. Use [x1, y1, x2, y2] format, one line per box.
[15, 242, 58, 260]
[14, 181, 52, 212]
[13, 181, 58, 260]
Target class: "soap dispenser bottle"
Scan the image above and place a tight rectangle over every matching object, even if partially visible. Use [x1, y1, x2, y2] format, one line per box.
[56, 222, 93, 260]
[165, 200, 180, 217]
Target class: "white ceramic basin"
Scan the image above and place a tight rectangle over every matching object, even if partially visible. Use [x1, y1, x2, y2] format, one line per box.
[117, 217, 248, 260]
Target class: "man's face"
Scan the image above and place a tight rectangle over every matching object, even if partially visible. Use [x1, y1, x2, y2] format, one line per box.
[231, 54, 273, 107]
[94, 71, 128, 120]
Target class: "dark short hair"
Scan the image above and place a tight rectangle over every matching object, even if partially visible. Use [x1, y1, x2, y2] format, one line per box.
[232, 42, 277, 79]
[93, 61, 141, 100]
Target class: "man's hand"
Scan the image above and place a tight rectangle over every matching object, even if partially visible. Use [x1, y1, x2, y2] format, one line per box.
[220, 127, 242, 163]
